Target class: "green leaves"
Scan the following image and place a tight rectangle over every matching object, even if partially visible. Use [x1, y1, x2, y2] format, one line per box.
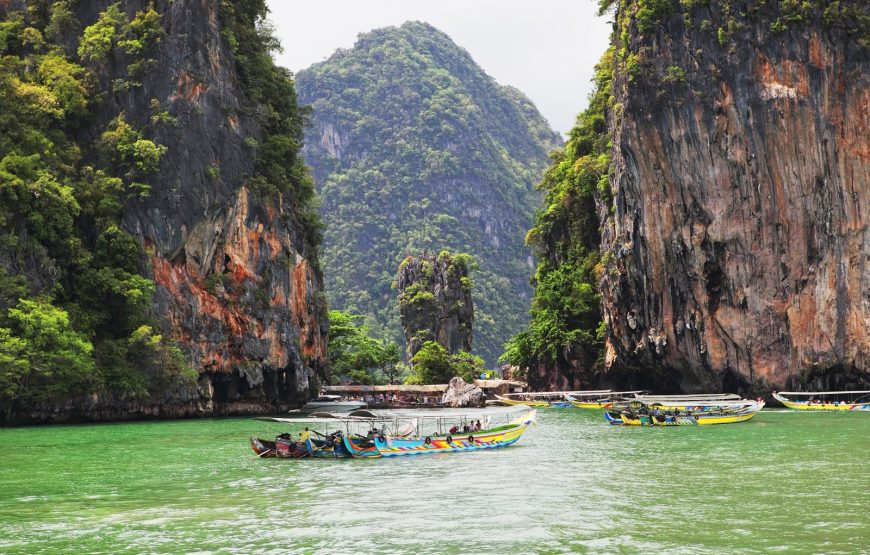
[502, 49, 615, 371]
[328, 309, 400, 384]
[407, 341, 482, 384]
[298, 23, 561, 366]
[0, 299, 95, 405]
[98, 113, 166, 192]
[77, 3, 126, 63]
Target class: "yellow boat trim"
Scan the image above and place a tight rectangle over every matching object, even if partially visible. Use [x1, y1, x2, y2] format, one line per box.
[494, 396, 550, 407]
[620, 411, 759, 426]
[778, 399, 861, 411]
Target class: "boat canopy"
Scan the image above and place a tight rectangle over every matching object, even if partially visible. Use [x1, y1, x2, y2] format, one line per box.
[501, 390, 613, 397]
[633, 393, 742, 400]
[566, 390, 648, 398]
[255, 405, 530, 424]
[774, 390, 870, 396]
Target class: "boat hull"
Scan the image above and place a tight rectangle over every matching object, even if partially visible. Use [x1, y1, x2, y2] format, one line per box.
[604, 410, 760, 426]
[570, 400, 616, 409]
[494, 396, 550, 407]
[370, 423, 530, 457]
[772, 393, 869, 411]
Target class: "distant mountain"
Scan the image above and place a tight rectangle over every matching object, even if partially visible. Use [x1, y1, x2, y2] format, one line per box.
[297, 21, 561, 365]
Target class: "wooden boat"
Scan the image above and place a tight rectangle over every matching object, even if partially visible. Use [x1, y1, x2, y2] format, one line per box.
[301, 394, 366, 412]
[250, 432, 351, 458]
[566, 390, 648, 409]
[495, 390, 623, 408]
[250, 408, 536, 459]
[342, 412, 535, 458]
[600, 393, 755, 412]
[494, 393, 558, 407]
[604, 400, 763, 426]
[772, 391, 870, 411]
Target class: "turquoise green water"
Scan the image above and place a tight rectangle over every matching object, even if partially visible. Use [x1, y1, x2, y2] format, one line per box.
[1, 410, 867, 554]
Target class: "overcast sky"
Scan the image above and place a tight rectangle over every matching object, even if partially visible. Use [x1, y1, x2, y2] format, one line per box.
[265, 0, 612, 136]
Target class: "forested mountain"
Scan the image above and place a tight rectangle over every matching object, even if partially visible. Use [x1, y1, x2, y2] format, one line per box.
[508, 0, 869, 393]
[0, 0, 326, 423]
[297, 22, 562, 366]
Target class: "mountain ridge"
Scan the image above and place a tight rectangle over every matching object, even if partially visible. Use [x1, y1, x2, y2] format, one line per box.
[298, 20, 561, 365]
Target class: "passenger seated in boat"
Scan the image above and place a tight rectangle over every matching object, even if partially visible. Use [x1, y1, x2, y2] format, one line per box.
[462, 423, 471, 433]
[449, 425, 459, 434]
[474, 420, 482, 431]
[299, 427, 311, 442]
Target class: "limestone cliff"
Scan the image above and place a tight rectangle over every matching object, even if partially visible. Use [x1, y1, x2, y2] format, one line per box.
[130, 0, 328, 416]
[397, 253, 474, 359]
[0, 0, 327, 423]
[599, 1, 869, 392]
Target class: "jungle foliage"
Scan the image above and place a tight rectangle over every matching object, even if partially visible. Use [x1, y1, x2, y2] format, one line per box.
[500, 49, 614, 374]
[297, 22, 562, 367]
[0, 2, 194, 414]
[327, 309, 401, 385]
[406, 341, 484, 385]
[0, 1, 308, 416]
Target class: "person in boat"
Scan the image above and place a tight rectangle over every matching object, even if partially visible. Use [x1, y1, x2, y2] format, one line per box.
[449, 424, 459, 434]
[299, 427, 311, 443]
[474, 420, 482, 431]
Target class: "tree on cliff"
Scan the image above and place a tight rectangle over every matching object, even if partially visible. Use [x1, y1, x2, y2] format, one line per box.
[405, 341, 482, 384]
[0, 299, 94, 418]
[297, 21, 562, 366]
[328, 310, 400, 384]
[500, 49, 613, 388]
[0, 3, 177, 403]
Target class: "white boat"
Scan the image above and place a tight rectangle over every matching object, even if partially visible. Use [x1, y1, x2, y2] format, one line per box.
[301, 395, 366, 412]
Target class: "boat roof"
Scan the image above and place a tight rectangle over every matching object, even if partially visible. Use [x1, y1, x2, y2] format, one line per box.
[321, 379, 528, 394]
[254, 405, 531, 425]
[633, 393, 742, 400]
[501, 390, 613, 397]
[776, 390, 870, 396]
[638, 400, 760, 407]
[569, 390, 648, 397]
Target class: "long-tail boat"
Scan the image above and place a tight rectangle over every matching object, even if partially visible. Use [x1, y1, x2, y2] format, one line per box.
[494, 390, 643, 408]
[604, 400, 764, 426]
[772, 391, 870, 411]
[565, 390, 648, 409]
[250, 408, 536, 459]
[596, 393, 757, 412]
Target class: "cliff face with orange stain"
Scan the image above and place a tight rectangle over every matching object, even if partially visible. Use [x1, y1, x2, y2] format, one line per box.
[599, 2, 869, 393]
[105, 0, 326, 416]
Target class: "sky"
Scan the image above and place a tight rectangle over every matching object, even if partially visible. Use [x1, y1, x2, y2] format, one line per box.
[265, 0, 613, 136]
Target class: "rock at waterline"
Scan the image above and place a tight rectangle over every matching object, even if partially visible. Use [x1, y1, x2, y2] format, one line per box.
[441, 377, 485, 408]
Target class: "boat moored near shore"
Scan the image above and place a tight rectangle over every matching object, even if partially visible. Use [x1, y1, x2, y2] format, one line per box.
[604, 399, 764, 426]
[250, 407, 537, 459]
[772, 391, 870, 411]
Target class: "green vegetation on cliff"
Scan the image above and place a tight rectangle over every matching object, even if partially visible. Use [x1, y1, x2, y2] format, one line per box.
[327, 309, 401, 384]
[500, 50, 613, 380]
[0, 1, 314, 418]
[297, 22, 562, 366]
[0, 3, 184, 410]
[406, 341, 484, 385]
[217, 0, 322, 254]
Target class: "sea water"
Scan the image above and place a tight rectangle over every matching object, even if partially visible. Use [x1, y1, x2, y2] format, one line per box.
[0, 410, 867, 554]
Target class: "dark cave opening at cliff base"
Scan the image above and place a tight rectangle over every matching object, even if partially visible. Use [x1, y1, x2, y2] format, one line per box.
[784, 365, 870, 392]
[602, 366, 687, 394]
[602, 366, 755, 395]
